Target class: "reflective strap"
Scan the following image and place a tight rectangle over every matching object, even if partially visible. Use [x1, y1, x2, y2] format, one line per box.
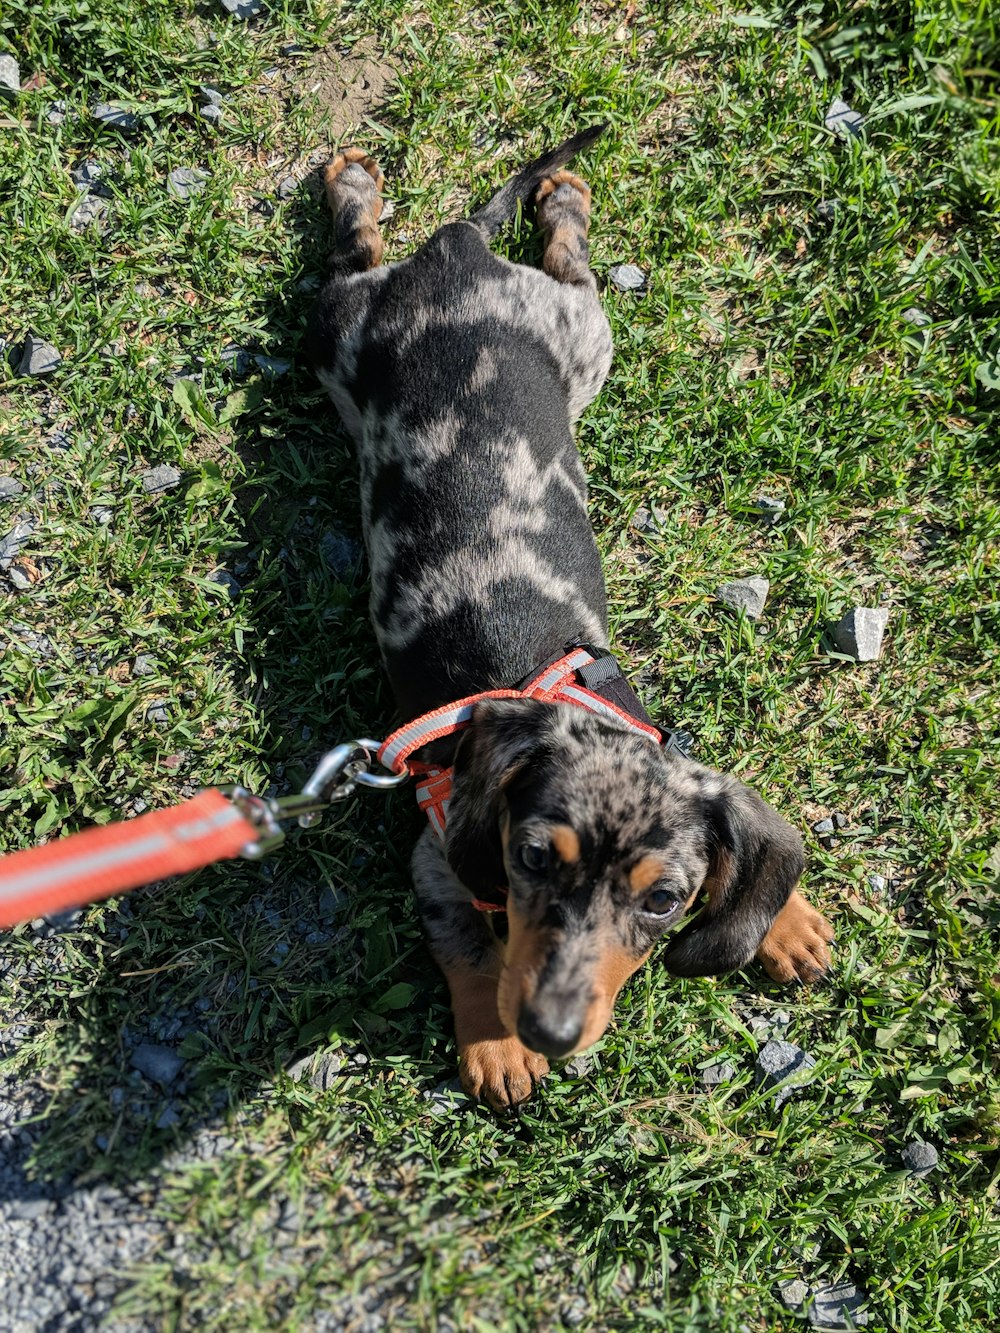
[0, 790, 258, 930]
[378, 689, 523, 774]
[555, 683, 661, 743]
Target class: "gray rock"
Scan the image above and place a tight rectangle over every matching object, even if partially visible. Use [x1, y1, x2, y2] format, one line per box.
[145, 700, 170, 725]
[867, 873, 887, 894]
[630, 505, 663, 534]
[90, 504, 114, 525]
[69, 193, 109, 233]
[14, 334, 61, 377]
[563, 1051, 594, 1079]
[902, 307, 931, 328]
[221, 343, 252, 377]
[317, 885, 345, 921]
[319, 528, 361, 580]
[198, 84, 223, 106]
[220, 0, 263, 16]
[901, 1140, 938, 1176]
[47, 98, 67, 124]
[831, 607, 889, 662]
[167, 167, 209, 200]
[825, 98, 864, 138]
[753, 494, 785, 524]
[701, 1060, 735, 1087]
[608, 263, 646, 291]
[30, 909, 82, 937]
[816, 199, 839, 223]
[8, 566, 32, 590]
[0, 519, 36, 568]
[208, 568, 241, 598]
[200, 103, 223, 124]
[812, 817, 835, 835]
[130, 1043, 185, 1088]
[133, 652, 156, 676]
[0, 53, 19, 97]
[155, 1103, 180, 1130]
[92, 102, 141, 132]
[0, 476, 25, 500]
[71, 158, 113, 196]
[755, 1039, 816, 1108]
[716, 575, 769, 619]
[662, 728, 695, 759]
[254, 353, 292, 378]
[423, 1079, 466, 1115]
[277, 175, 298, 200]
[832, 812, 848, 829]
[779, 1277, 811, 1310]
[141, 463, 182, 494]
[808, 1281, 869, 1328]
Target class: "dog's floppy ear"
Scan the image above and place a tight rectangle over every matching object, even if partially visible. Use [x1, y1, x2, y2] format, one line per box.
[662, 775, 804, 977]
[445, 697, 551, 900]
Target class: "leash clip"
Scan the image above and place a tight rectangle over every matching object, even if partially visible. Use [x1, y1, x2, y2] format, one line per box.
[225, 739, 410, 859]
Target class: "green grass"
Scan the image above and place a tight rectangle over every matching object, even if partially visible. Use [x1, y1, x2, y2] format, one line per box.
[1, 0, 999, 1328]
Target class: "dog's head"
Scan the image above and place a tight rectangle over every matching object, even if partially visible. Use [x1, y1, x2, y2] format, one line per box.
[445, 698, 804, 1059]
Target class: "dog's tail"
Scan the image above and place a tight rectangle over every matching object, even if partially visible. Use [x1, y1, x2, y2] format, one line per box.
[468, 123, 607, 238]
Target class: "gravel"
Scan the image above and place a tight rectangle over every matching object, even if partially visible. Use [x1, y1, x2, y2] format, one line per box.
[825, 98, 864, 138]
[286, 1051, 345, 1092]
[141, 464, 182, 494]
[254, 353, 292, 378]
[200, 103, 223, 125]
[867, 873, 887, 894]
[716, 575, 769, 619]
[780, 1278, 870, 1328]
[816, 199, 839, 223]
[208, 568, 241, 599]
[145, 700, 170, 725]
[902, 307, 931, 328]
[198, 84, 223, 106]
[755, 1040, 816, 1108]
[0, 519, 36, 569]
[753, 494, 786, 524]
[167, 167, 209, 200]
[0, 53, 20, 97]
[901, 1141, 938, 1176]
[130, 1044, 186, 1089]
[220, 0, 263, 17]
[46, 99, 67, 125]
[831, 607, 889, 662]
[319, 527, 362, 581]
[13, 334, 61, 377]
[607, 263, 647, 291]
[0, 477, 25, 501]
[812, 817, 835, 835]
[277, 174, 298, 200]
[700, 1060, 735, 1087]
[71, 158, 114, 197]
[221, 344, 253, 377]
[69, 192, 109, 234]
[92, 102, 142, 132]
[133, 653, 156, 676]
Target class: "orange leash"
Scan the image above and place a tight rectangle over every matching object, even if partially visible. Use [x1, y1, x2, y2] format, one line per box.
[0, 789, 258, 930]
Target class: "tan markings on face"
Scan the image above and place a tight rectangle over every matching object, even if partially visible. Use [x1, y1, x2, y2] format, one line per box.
[576, 936, 651, 1052]
[496, 897, 552, 1038]
[629, 855, 667, 895]
[550, 824, 580, 865]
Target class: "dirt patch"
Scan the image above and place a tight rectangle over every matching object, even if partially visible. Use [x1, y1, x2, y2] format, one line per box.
[300, 37, 399, 145]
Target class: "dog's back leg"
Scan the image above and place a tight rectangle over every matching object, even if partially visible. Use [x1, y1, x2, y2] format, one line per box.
[324, 149, 386, 275]
[534, 171, 595, 289]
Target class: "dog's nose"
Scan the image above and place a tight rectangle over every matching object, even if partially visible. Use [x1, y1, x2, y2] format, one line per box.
[517, 1006, 583, 1059]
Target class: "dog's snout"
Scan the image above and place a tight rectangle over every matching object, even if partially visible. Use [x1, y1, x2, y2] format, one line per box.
[516, 1005, 584, 1059]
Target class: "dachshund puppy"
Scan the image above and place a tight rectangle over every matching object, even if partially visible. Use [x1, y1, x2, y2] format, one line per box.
[306, 128, 833, 1110]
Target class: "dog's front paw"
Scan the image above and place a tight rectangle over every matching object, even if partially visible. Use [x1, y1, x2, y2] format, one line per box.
[756, 890, 834, 984]
[459, 1036, 549, 1112]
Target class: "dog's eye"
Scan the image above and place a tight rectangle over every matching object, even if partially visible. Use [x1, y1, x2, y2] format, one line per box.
[517, 841, 551, 874]
[642, 887, 681, 916]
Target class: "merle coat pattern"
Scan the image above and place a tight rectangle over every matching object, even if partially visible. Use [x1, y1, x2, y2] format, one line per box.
[306, 132, 834, 1110]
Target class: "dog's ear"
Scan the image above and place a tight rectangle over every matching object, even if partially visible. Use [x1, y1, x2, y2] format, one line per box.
[661, 775, 804, 977]
[445, 697, 551, 899]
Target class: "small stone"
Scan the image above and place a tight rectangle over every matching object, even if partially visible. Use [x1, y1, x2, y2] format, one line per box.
[280, 42, 305, 57]
[155, 1103, 180, 1130]
[208, 568, 241, 599]
[608, 263, 646, 291]
[90, 504, 114, 525]
[198, 84, 223, 106]
[47, 98, 67, 124]
[867, 873, 887, 894]
[716, 575, 769, 619]
[130, 1043, 185, 1088]
[133, 653, 156, 676]
[30, 908, 82, 937]
[0, 518, 35, 567]
[830, 607, 889, 662]
[563, 1051, 594, 1079]
[0, 53, 20, 97]
[310, 1052, 344, 1091]
[755, 1039, 816, 1108]
[808, 1281, 870, 1328]
[825, 98, 864, 138]
[701, 1060, 735, 1087]
[0, 477, 25, 500]
[317, 885, 343, 921]
[423, 1079, 466, 1115]
[753, 494, 785, 524]
[14, 334, 61, 377]
[71, 158, 112, 196]
[146, 700, 170, 725]
[200, 103, 223, 125]
[277, 175, 298, 200]
[779, 1278, 810, 1309]
[221, 344, 252, 377]
[319, 528, 361, 580]
[832, 812, 848, 829]
[901, 1141, 938, 1176]
[902, 307, 931, 328]
[167, 167, 209, 200]
[9, 566, 32, 589]
[812, 817, 835, 835]
[816, 199, 839, 223]
[253, 353, 292, 378]
[662, 729, 695, 759]
[69, 193, 109, 233]
[141, 464, 182, 494]
[277, 1201, 301, 1232]
[92, 102, 142, 132]
[220, 0, 263, 17]
[630, 505, 659, 533]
